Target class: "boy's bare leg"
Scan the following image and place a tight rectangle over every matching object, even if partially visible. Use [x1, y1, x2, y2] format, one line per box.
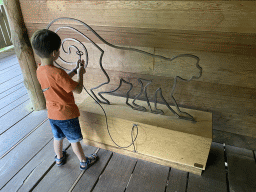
[54, 139, 63, 163]
[71, 142, 87, 163]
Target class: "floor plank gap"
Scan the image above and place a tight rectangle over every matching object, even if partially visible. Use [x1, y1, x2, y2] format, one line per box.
[0, 116, 47, 159]
[185, 172, 189, 192]
[88, 151, 114, 192]
[164, 167, 171, 192]
[0, 85, 24, 101]
[29, 143, 72, 192]
[1, 138, 54, 191]
[0, 98, 30, 118]
[0, 110, 33, 136]
[124, 160, 138, 192]
[0, 92, 28, 111]
[223, 143, 230, 192]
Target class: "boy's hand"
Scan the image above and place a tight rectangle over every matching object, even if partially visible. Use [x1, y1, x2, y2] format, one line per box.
[77, 60, 86, 75]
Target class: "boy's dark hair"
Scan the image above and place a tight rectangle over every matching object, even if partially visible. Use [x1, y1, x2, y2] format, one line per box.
[31, 29, 61, 58]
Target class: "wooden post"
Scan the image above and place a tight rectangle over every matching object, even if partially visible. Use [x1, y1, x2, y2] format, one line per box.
[3, 0, 46, 110]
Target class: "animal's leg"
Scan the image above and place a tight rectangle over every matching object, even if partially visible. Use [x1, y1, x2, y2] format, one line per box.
[132, 78, 153, 112]
[152, 88, 178, 116]
[90, 52, 111, 104]
[99, 78, 135, 109]
[170, 77, 196, 122]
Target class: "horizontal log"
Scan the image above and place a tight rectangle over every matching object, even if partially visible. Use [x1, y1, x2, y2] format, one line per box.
[26, 23, 256, 57]
[20, 1, 256, 33]
[72, 67, 256, 139]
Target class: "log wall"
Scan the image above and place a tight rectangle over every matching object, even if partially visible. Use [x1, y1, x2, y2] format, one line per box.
[19, 0, 256, 149]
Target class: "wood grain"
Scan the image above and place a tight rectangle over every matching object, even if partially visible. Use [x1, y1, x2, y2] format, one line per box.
[92, 153, 137, 192]
[72, 148, 113, 192]
[0, 119, 53, 190]
[0, 87, 28, 110]
[0, 81, 24, 100]
[33, 145, 101, 192]
[0, 110, 47, 158]
[74, 66, 256, 139]
[20, 1, 256, 34]
[187, 142, 227, 192]
[0, 55, 17, 69]
[0, 75, 23, 93]
[1, 139, 70, 192]
[166, 168, 188, 192]
[3, 0, 46, 110]
[0, 97, 30, 127]
[82, 139, 203, 176]
[226, 145, 256, 192]
[0, 65, 22, 84]
[125, 159, 169, 192]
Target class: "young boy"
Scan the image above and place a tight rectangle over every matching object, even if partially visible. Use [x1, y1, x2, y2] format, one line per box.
[31, 29, 98, 170]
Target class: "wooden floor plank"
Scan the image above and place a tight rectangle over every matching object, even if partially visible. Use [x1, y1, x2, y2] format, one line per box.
[0, 63, 19, 75]
[0, 82, 24, 100]
[0, 65, 22, 84]
[72, 147, 113, 192]
[0, 55, 18, 71]
[125, 159, 169, 192]
[0, 87, 28, 110]
[166, 168, 188, 192]
[1, 138, 70, 192]
[33, 144, 101, 192]
[226, 145, 256, 192]
[0, 94, 29, 118]
[0, 119, 53, 190]
[0, 98, 32, 134]
[0, 75, 23, 93]
[0, 110, 48, 158]
[187, 142, 227, 192]
[91, 153, 136, 192]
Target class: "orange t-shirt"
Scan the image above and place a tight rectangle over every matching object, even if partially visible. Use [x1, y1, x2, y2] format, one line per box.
[36, 64, 80, 120]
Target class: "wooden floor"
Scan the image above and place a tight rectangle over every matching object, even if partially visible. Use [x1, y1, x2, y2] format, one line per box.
[0, 54, 256, 192]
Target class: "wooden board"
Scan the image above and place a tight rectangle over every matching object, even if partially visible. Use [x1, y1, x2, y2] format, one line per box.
[91, 153, 137, 192]
[187, 142, 227, 192]
[79, 94, 212, 139]
[3, 0, 46, 111]
[0, 119, 52, 189]
[0, 110, 47, 158]
[125, 159, 169, 192]
[0, 55, 18, 71]
[0, 97, 30, 128]
[0, 75, 23, 93]
[226, 145, 256, 192]
[213, 129, 256, 151]
[79, 94, 212, 174]
[0, 65, 22, 84]
[74, 66, 256, 140]
[166, 168, 188, 192]
[0, 63, 19, 75]
[33, 145, 101, 192]
[0, 92, 29, 117]
[0, 87, 28, 110]
[1, 138, 70, 192]
[0, 81, 24, 100]
[72, 148, 113, 192]
[21, 1, 256, 34]
[82, 139, 203, 175]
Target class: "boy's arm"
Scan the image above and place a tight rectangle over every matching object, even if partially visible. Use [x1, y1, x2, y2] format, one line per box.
[68, 60, 80, 78]
[68, 68, 78, 78]
[72, 60, 85, 94]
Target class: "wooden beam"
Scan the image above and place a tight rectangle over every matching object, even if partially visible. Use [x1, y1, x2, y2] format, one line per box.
[3, 0, 45, 110]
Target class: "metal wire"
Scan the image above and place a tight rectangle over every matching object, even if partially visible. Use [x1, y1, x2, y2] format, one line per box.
[47, 17, 202, 122]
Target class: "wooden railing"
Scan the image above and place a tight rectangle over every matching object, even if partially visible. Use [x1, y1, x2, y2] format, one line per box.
[0, 5, 12, 49]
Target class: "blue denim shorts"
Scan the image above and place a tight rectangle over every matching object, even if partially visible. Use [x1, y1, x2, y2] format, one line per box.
[49, 117, 83, 143]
